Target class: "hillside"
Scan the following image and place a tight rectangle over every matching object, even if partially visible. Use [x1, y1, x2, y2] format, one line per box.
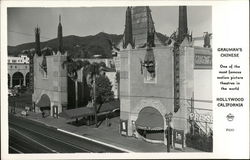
[8, 32, 168, 58]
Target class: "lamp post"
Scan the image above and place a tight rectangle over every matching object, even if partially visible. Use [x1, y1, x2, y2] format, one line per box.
[165, 112, 173, 152]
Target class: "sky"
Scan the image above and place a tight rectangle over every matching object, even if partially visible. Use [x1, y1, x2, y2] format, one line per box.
[8, 6, 211, 46]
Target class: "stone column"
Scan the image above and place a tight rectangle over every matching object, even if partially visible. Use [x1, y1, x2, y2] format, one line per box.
[23, 74, 26, 86]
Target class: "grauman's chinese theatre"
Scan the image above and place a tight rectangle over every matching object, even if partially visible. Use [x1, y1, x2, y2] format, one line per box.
[118, 6, 212, 146]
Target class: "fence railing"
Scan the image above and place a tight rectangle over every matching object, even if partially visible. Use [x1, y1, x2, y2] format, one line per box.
[9, 101, 34, 113]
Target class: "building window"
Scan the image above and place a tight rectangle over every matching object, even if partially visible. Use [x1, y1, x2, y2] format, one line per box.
[15, 66, 17, 68]
[10, 66, 12, 68]
[143, 47, 157, 83]
[144, 63, 157, 83]
[41, 56, 48, 79]
[42, 70, 48, 79]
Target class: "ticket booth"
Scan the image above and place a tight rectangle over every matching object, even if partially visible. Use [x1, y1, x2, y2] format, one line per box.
[120, 120, 128, 136]
[53, 105, 58, 118]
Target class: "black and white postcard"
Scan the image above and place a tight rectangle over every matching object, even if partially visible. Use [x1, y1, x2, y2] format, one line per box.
[1, 0, 249, 159]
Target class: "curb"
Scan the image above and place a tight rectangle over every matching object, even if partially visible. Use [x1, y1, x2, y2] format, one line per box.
[57, 128, 134, 153]
[14, 114, 133, 152]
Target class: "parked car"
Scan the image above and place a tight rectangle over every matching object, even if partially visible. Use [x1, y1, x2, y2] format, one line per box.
[8, 89, 18, 97]
[21, 110, 27, 116]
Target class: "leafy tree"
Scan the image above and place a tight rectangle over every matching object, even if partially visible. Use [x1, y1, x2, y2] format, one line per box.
[81, 49, 90, 58]
[95, 75, 114, 104]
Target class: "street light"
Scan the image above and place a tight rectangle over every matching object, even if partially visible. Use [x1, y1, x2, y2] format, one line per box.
[165, 112, 173, 152]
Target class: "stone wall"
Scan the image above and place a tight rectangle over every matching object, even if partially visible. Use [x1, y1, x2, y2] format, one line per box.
[32, 53, 67, 115]
[120, 46, 174, 142]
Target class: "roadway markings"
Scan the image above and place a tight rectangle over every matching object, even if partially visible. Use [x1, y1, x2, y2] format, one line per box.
[57, 128, 133, 153]
[9, 128, 57, 153]
[10, 115, 133, 153]
[9, 146, 23, 153]
[9, 123, 91, 153]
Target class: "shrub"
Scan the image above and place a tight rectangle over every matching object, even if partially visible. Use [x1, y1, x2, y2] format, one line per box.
[186, 133, 213, 152]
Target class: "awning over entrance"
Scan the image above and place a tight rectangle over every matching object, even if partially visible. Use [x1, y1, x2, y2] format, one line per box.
[97, 101, 120, 113]
[59, 107, 95, 119]
[135, 107, 164, 131]
[36, 94, 50, 109]
[59, 100, 120, 119]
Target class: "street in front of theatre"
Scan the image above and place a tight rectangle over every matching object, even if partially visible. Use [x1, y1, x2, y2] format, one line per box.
[9, 105, 201, 153]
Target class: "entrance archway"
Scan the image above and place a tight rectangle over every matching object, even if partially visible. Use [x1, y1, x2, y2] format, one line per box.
[135, 106, 164, 142]
[36, 94, 51, 111]
[12, 72, 24, 87]
[25, 72, 30, 86]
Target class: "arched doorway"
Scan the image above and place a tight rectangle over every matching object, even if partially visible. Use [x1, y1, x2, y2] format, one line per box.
[12, 72, 24, 87]
[36, 94, 51, 112]
[135, 106, 164, 143]
[8, 74, 11, 88]
[25, 72, 30, 87]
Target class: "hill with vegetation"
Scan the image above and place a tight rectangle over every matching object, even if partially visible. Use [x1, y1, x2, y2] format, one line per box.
[8, 32, 168, 58]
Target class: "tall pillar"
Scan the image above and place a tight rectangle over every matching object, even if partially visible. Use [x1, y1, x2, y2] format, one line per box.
[35, 26, 41, 56]
[178, 6, 188, 43]
[124, 7, 133, 48]
[58, 15, 63, 53]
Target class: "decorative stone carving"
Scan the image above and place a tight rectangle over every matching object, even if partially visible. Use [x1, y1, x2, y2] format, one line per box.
[134, 99, 166, 118]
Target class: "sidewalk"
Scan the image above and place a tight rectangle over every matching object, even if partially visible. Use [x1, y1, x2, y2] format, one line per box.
[11, 108, 201, 153]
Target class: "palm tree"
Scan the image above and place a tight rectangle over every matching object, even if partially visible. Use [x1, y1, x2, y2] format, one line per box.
[63, 59, 104, 127]
[85, 62, 101, 127]
[80, 60, 91, 105]
[62, 57, 86, 108]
